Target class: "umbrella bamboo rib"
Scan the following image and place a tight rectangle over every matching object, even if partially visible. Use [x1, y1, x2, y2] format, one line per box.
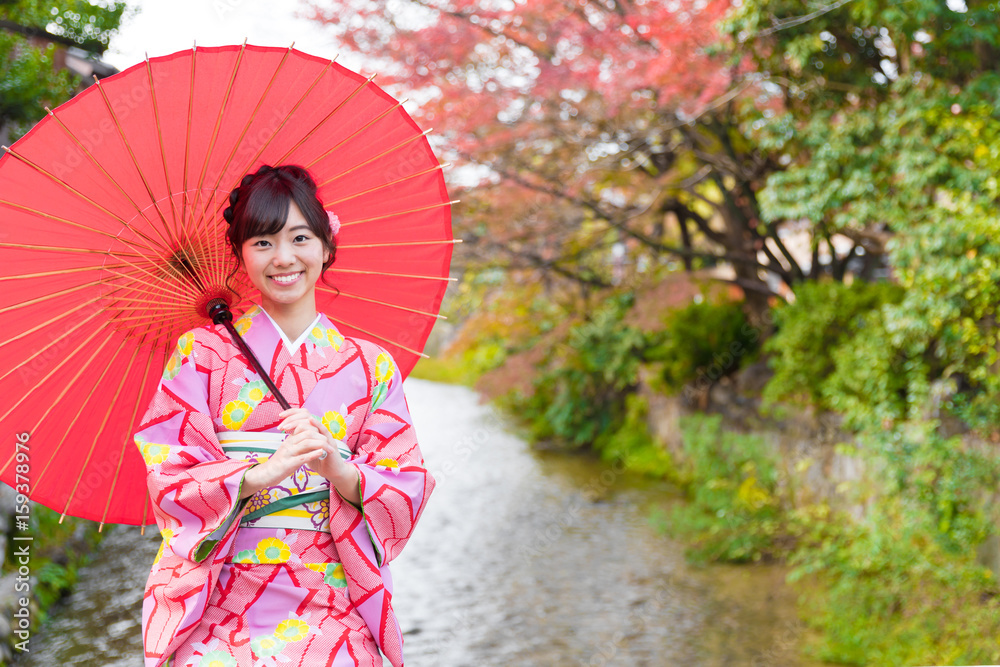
[0, 148, 171, 255]
[205, 44, 296, 195]
[316, 287, 446, 319]
[0, 307, 105, 383]
[44, 105, 177, 253]
[102, 296, 204, 312]
[325, 315, 429, 359]
[0, 321, 113, 476]
[343, 200, 458, 226]
[0, 263, 129, 281]
[325, 163, 450, 206]
[101, 340, 159, 529]
[187, 40, 248, 258]
[182, 45, 198, 259]
[272, 71, 376, 168]
[325, 267, 456, 281]
[195, 45, 306, 285]
[0, 199, 164, 253]
[305, 99, 405, 171]
[233, 58, 335, 181]
[141, 488, 150, 534]
[144, 56, 181, 242]
[0, 241, 205, 301]
[58, 342, 142, 523]
[318, 130, 431, 187]
[91, 78, 191, 276]
[0, 279, 104, 316]
[35, 336, 124, 491]
[0, 242, 142, 257]
[121, 235, 218, 297]
[0, 200, 203, 291]
[337, 239, 461, 249]
[102, 266, 201, 309]
[10, 334, 116, 490]
[0, 295, 106, 352]
[189, 53, 339, 253]
[106, 310, 204, 334]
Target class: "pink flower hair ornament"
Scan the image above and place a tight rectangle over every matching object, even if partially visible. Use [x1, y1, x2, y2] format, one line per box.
[327, 210, 341, 239]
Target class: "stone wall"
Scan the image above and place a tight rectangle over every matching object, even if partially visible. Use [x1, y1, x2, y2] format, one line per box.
[640, 361, 867, 515]
[641, 362, 1000, 579]
[0, 485, 100, 665]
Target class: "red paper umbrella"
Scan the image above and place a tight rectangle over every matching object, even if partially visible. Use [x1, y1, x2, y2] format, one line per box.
[0, 43, 455, 528]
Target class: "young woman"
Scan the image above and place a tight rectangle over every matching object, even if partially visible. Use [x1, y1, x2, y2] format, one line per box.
[135, 165, 435, 667]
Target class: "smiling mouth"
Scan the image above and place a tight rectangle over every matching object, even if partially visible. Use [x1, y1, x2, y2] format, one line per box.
[269, 272, 303, 285]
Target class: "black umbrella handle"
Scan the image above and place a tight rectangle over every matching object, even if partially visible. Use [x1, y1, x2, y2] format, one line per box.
[207, 300, 292, 411]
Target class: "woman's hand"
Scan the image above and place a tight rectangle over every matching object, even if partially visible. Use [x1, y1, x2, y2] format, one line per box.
[273, 408, 361, 505]
[239, 421, 330, 499]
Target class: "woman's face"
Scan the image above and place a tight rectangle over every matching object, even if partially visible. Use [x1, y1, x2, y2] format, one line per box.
[240, 200, 330, 310]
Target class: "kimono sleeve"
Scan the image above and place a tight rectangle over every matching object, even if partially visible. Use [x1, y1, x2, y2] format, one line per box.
[134, 329, 254, 563]
[339, 345, 435, 568]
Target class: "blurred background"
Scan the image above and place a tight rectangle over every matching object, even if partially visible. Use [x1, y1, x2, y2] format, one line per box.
[4, 1, 1000, 665]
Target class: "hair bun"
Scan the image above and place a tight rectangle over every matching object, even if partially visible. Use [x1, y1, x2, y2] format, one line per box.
[224, 166, 275, 226]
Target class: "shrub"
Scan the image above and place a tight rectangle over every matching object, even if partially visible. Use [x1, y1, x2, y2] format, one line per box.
[508, 294, 650, 449]
[656, 413, 789, 563]
[646, 295, 760, 395]
[762, 279, 905, 413]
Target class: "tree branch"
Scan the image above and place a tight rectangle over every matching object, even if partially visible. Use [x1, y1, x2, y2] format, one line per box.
[0, 20, 95, 52]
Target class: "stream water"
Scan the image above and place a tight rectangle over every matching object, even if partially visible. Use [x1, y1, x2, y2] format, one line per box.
[15, 379, 826, 666]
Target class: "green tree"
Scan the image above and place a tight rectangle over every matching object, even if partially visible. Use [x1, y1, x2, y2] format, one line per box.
[729, 0, 1000, 434]
[0, 0, 127, 140]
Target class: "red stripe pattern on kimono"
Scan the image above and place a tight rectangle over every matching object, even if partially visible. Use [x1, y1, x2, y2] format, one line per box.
[135, 305, 435, 667]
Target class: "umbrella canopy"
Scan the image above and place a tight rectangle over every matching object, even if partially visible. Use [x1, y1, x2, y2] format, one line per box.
[0, 43, 455, 527]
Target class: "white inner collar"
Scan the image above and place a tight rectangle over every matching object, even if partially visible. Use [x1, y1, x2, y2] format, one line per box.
[256, 306, 322, 354]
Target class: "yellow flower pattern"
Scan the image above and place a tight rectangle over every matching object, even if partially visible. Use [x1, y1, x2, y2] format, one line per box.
[161, 350, 183, 381]
[234, 314, 253, 336]
[255, 537, 291, 563]
[303, 562, 347, 587]
[177, 332, 195, 357]
[139, 441, 171, 466]
[237, 380, 268, 406]
[273, 618, 310, 642]
[321, 411, 347, 440]
[326, 328, 344, 350]
[376, 457, 399, 470]
[374, 352, 395, 384]
[222, 400, 253, 430]
[153, 528, 174, 566]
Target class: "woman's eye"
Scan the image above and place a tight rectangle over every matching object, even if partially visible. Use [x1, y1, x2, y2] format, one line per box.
[252, 239, 270, 247]
[294, 234, 310, 242]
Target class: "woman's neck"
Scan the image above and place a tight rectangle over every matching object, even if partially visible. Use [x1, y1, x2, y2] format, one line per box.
[258, 297, 318, 342]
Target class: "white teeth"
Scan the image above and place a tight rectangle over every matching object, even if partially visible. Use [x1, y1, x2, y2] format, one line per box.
[270, 273, 301, 284]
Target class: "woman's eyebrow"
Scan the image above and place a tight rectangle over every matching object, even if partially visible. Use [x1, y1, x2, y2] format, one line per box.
[287, 225, 311, 232]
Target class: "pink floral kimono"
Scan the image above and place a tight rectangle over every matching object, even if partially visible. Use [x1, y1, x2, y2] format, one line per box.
[134, 304, 434, 667]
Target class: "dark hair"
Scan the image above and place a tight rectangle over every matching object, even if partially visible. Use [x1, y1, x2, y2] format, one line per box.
[223, 164, 337, 287]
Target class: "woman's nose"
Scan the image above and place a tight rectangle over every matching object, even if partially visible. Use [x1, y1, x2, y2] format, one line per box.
[272, 241, 295, 265]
